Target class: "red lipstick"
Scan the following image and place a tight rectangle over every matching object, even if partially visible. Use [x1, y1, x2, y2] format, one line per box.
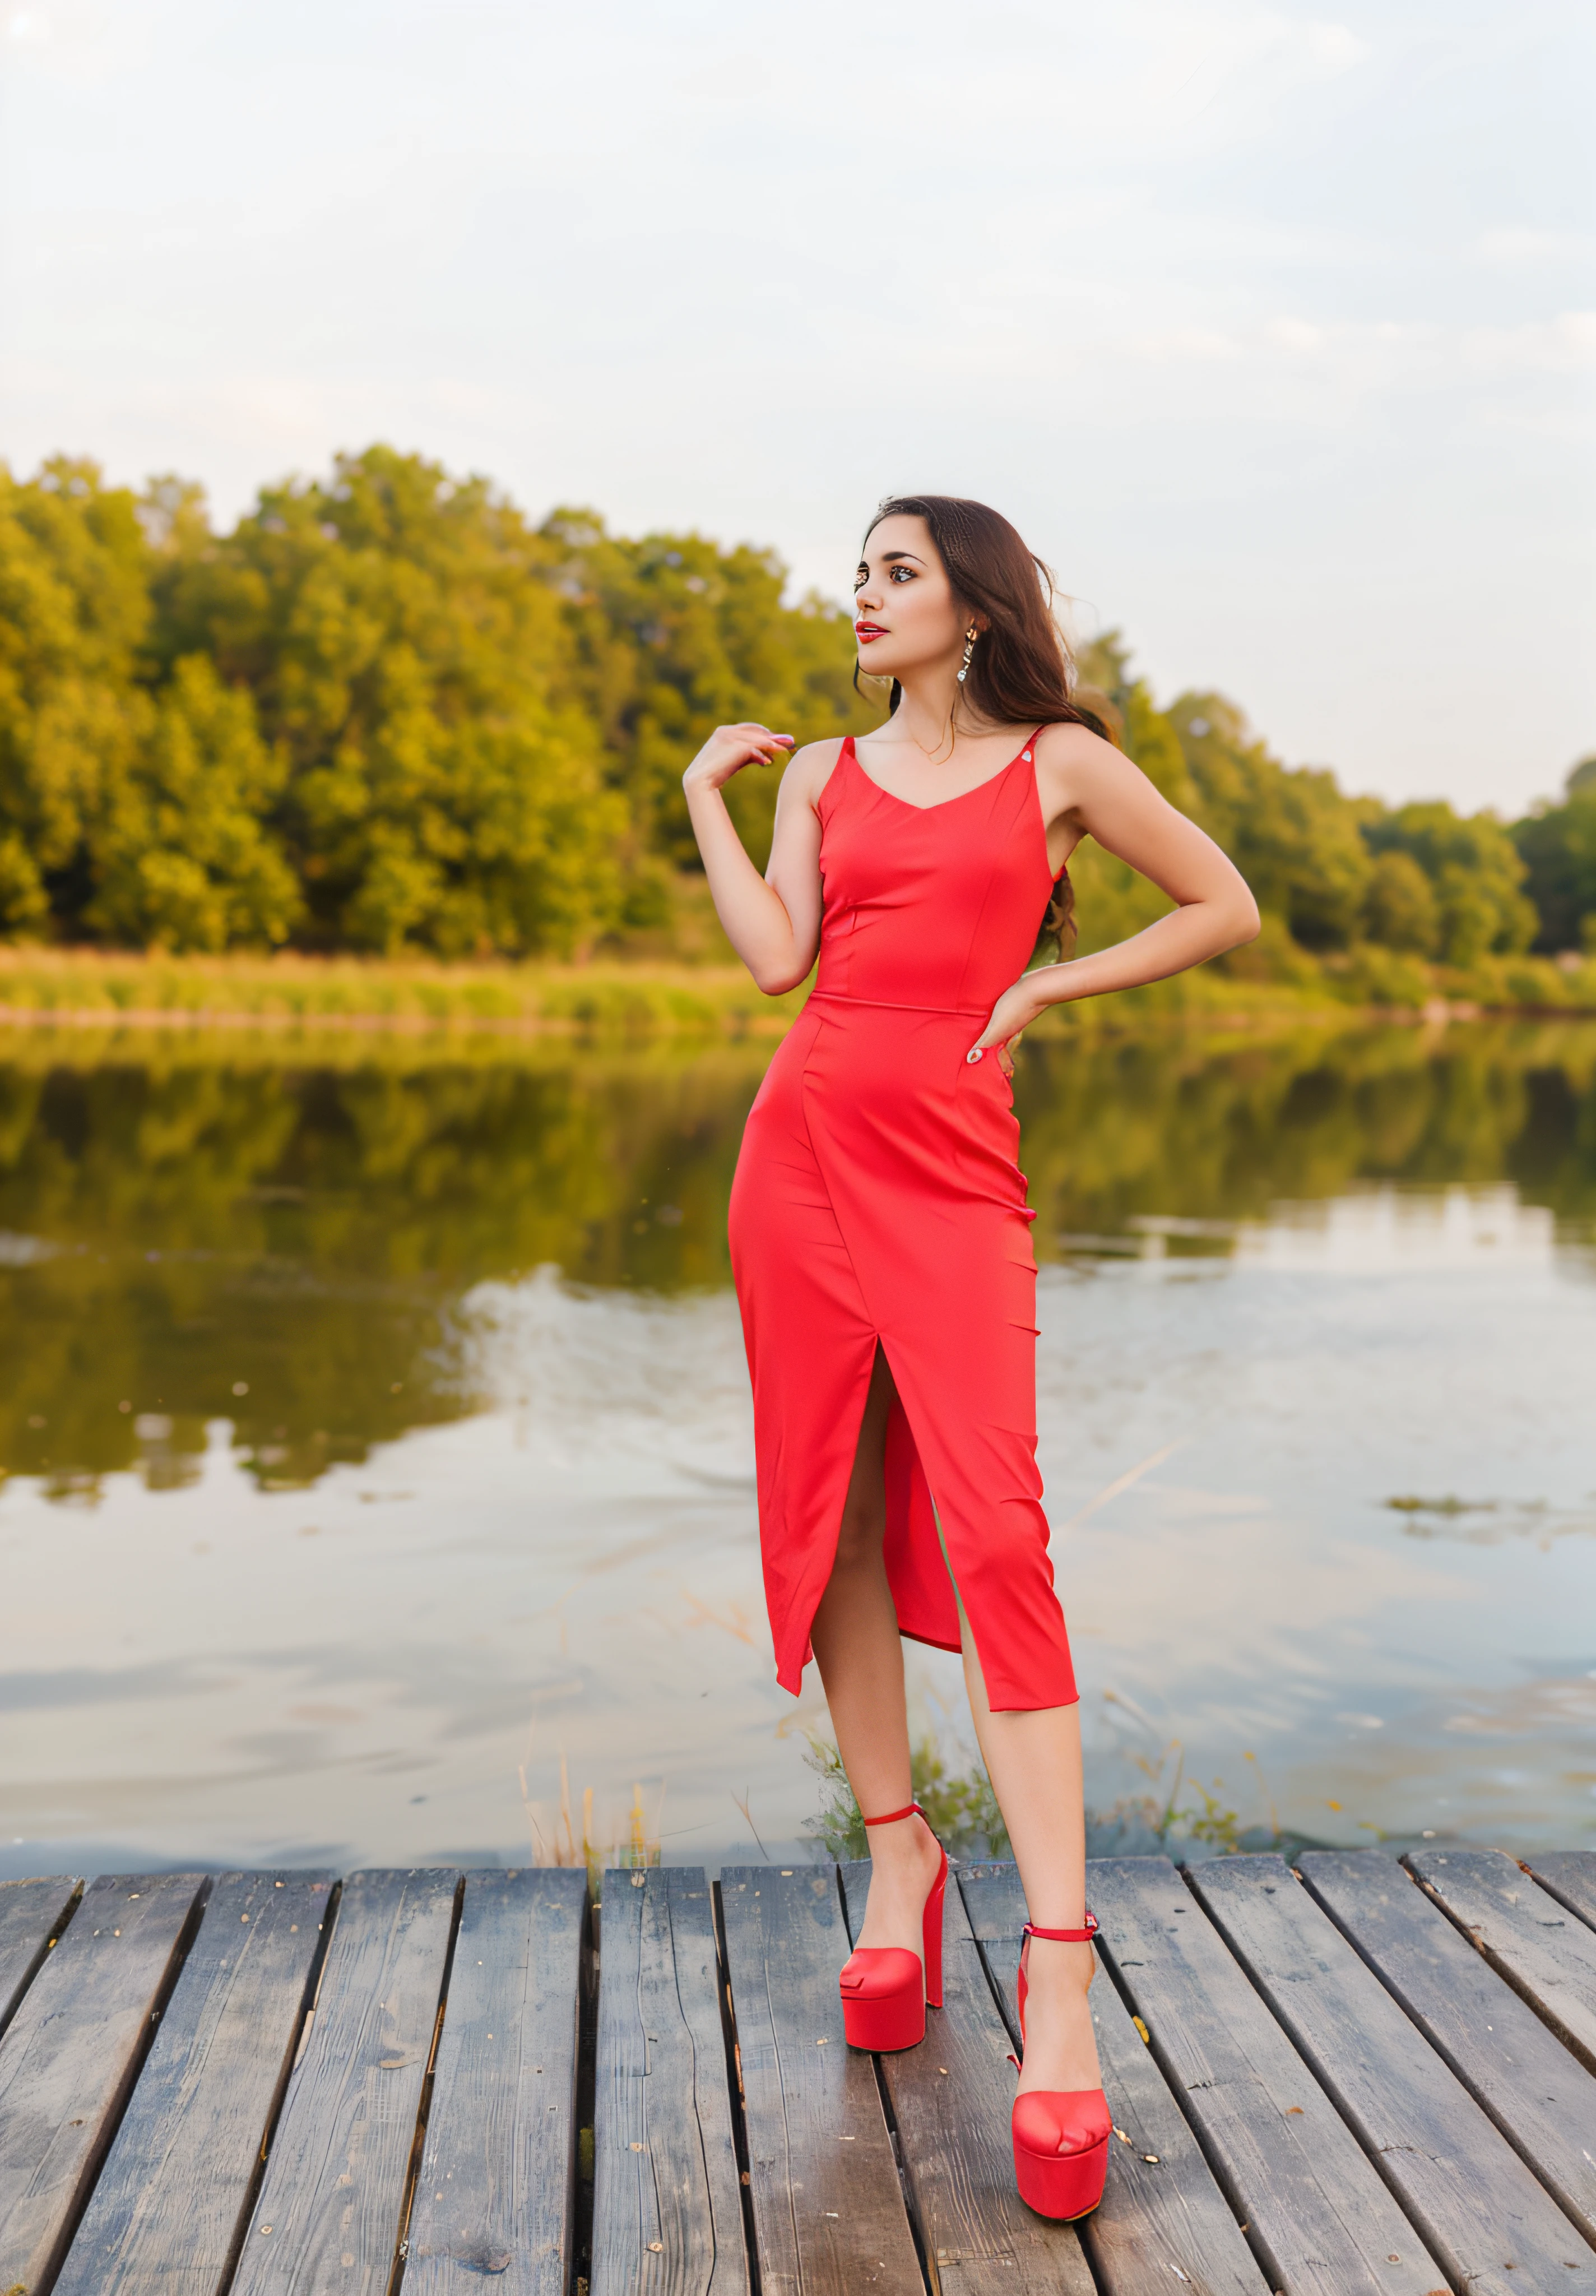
[855, 621, 885, 642]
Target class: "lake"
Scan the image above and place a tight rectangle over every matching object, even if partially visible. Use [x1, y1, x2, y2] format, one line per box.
[2, 1014, 1593, 1879]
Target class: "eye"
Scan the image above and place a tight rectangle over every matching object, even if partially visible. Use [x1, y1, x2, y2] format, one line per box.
[888, 564, 915, 583]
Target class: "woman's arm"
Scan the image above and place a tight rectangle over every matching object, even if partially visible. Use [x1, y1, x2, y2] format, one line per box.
[682, 723, 834, 994]
[968, 723, 1260, 1061]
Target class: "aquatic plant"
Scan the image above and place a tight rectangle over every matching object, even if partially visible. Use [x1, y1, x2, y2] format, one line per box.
[518, 1744, 661, 1901]
[801, 1730, 1011, 1862]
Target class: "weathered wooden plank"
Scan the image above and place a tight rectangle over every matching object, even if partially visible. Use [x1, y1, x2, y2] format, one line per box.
[1300, 1849, 1596, 2242]
[717, 1865, 921, 2296]
[0, 1869, 206, 2295]
[837, 1860, 1093, 2296]
[230, 1867, 460, 2296]
[51, 1872, 333, 2296]
[407, 1867, 588, 2295]
[0, 1877, 81, 2039]
[590, 1866, 747, 2296]
[1528, 1851, 1596, 1934]
[959, 1862, 1269, 2296]
[1406, 1845, 1596, 2072]
[1189, 1854, 1596, 2292]
[1089, 1857, 1445, 2294]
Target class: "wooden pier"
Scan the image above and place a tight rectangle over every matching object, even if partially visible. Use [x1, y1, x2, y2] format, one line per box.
[1, 1846, 1594, 2293]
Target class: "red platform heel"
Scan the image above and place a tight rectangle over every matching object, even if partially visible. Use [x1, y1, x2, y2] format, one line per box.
[838, 1802, 948, 2052]
[1010, 1916, 1112, 2221]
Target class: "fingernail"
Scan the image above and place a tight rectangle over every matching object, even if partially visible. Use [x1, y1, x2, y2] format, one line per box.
[967, 1049, 982, 1063]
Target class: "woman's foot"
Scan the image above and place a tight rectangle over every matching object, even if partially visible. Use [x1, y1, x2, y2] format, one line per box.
[853, 1808, 945, 1960]
[1014, 1936, 1102, 2095]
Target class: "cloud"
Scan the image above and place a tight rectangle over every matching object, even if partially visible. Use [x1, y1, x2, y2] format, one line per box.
[1477, 226, 1585, 266]
[1, 0, 181, 76]
[1128, 6, 1370, 136]
[1465, 312, 1596, 372]
[1265, 317, 1328, 354]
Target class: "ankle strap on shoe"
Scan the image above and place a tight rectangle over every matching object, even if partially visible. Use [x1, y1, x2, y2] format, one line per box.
[862, 1802, 926, 1827]
[1023, 1913, 1099, 1943]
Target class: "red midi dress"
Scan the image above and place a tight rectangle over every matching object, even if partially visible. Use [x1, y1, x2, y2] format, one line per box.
[727, 732, 1079, 1714]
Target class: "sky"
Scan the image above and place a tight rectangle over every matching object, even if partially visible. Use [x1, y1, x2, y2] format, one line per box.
[1, 0, 1592, 813]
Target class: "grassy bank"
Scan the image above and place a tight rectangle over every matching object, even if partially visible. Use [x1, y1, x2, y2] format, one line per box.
[0, 947, 808, 1037]
[0, 942, 1593, 1040]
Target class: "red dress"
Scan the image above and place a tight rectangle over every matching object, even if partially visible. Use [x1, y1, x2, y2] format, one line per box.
[728, 732, 1079, 1713]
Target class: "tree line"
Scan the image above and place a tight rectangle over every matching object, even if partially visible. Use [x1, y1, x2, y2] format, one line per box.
[1, 443, 1591, 972]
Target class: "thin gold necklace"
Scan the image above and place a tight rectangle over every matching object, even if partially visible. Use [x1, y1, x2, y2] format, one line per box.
[901, 704, 958, 767]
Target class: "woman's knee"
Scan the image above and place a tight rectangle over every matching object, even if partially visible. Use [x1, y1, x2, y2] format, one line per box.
[831, 1495, 885, 1575]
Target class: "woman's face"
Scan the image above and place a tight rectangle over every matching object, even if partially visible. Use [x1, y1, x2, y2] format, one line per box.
[853, 514, 967, 683]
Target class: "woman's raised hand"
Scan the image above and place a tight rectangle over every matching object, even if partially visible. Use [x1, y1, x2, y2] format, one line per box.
[683, 723, 795, 793]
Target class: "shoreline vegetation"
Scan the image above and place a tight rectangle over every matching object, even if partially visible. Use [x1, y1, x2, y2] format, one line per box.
[3, 444, 1594, 1003]
[1, 941, 1593, 1041]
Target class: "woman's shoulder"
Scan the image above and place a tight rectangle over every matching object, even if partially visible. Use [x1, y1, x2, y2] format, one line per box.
[1033, 715, 1113, 756]
[1033, 715, 1120, 791]
[782, 734, 851, 806]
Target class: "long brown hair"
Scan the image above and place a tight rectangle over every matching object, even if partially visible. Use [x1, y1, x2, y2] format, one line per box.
[859, 492, 1104, 957]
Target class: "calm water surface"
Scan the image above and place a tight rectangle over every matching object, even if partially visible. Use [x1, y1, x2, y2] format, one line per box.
[2, 1017, 1593, 1876]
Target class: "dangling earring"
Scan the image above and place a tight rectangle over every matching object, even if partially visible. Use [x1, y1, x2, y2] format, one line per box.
[956, 627, 977, 685]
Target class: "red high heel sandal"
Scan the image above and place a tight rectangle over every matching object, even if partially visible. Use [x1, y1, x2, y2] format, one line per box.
[1011, 1916, 1112, 2221]
[838, 1802, 948, 2052]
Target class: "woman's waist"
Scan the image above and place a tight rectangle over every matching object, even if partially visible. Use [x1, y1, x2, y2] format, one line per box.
[809, 948, 999, 1021]
[807, 987, 990, 1021]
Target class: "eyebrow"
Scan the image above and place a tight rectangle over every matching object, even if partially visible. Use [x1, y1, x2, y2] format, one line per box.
[857, 549, 926, 568]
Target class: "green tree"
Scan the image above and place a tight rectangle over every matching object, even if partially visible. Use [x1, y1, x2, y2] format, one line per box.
[1361, 848, 1440, 955]
[1513, 758, 1596, 953]
[154, 448, 629, 957]
[85, 654, 301, 950]
[1366, 800, 1536, 968]
[0, 458, 154, 936]
[536, 509, 874, 874]
[0, 442, 1578, 975]
[1170, 693, 1375, 949]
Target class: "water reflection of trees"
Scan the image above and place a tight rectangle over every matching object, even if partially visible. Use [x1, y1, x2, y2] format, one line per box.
[1017, 1020, 1596, 1248]
[0, 1040, 766, 1494]
[0, 1020, 1591, 1494]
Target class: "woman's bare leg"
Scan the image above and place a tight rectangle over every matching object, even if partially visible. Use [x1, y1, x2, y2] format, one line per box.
[962, 1621, 1102, 2096]
[809, 1345, 943, 1953]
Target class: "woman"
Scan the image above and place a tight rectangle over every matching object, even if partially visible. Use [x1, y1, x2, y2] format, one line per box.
[683, 494, 1259, 2220]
